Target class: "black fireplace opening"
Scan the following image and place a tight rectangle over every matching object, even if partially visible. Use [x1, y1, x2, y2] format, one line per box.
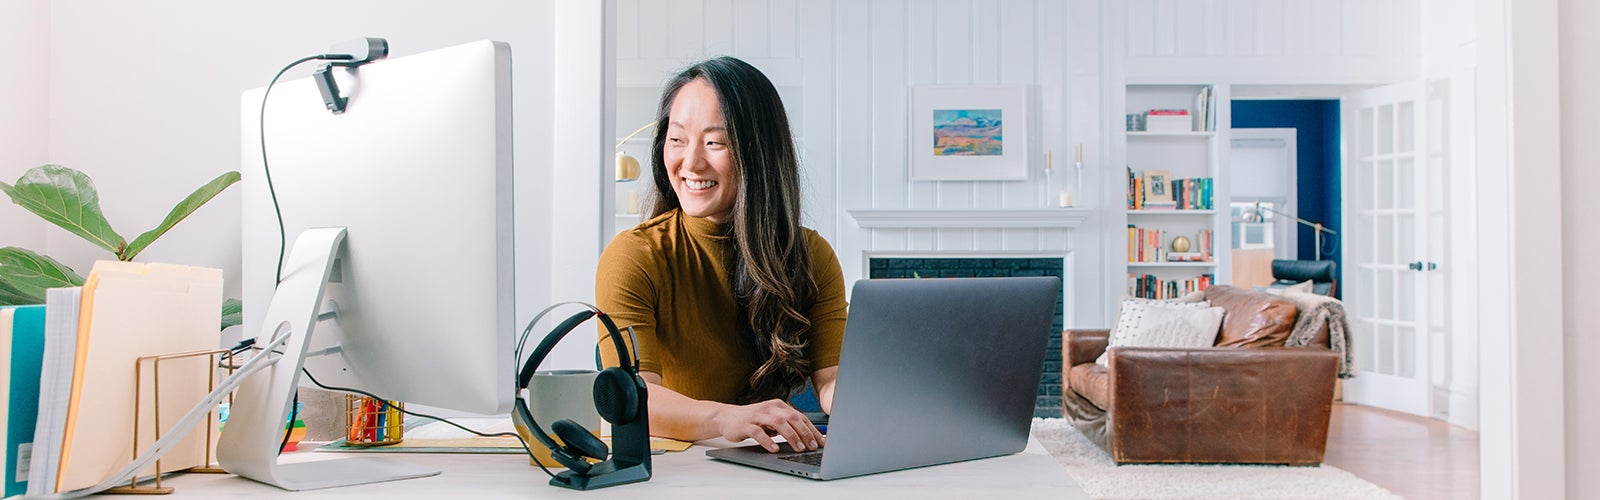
[868, 257, 1066, 418]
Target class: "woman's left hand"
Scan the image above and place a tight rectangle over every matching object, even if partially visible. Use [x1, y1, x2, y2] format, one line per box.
[710, 399, 826, 453]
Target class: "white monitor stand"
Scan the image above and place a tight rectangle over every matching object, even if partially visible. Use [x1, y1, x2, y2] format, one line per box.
[215, 227, 437, 490]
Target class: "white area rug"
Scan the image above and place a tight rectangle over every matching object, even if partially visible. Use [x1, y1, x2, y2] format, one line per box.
[1032, 419, 1401, 500]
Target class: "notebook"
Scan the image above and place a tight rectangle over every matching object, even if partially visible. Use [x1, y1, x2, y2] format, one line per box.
[0, 309, 12, 493]
[27, 287, 81, 496]
[5, 305, 46, 497]
[706, 276, 1059, 480]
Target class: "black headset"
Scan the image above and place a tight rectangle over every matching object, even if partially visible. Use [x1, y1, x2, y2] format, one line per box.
[512, 305, 652, 489]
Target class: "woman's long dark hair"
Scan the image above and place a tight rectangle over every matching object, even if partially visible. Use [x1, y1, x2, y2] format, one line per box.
[648, 57, 815, 404]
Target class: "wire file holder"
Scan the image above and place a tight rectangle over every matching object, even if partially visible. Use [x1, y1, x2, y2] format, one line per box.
[105, 347, 234, 495]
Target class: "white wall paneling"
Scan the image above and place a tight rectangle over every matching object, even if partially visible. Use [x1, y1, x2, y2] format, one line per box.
[667, 0, 705, 59]
[770, 0, 798, 58]
[833, 0, 871, 283]
[702, 0, 733, 57]
[1121, 0, 1419, 84]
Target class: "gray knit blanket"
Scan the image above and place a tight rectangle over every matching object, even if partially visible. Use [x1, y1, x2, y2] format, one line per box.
[1279, 292, 1356, 379]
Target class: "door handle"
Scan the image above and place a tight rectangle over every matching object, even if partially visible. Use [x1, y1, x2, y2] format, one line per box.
[1408, 261, 1439, 271]
[1409, 261, 1423, 271]
[1427, 262, 1437, 271]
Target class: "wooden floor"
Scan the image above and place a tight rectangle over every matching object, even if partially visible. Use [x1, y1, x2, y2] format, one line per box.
[1323, 403, 1480, 499]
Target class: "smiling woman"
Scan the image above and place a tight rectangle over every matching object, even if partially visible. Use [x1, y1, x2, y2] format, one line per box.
[594, 57, 848, 455]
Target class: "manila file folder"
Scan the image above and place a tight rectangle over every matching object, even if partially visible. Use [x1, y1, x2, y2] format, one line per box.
[54, 261, 222, 492]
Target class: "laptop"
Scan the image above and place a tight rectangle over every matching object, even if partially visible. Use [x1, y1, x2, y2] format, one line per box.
[706, 276, 1059, 480]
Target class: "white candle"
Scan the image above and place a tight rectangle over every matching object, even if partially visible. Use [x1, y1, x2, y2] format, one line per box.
[1059, 191, 1074, 207]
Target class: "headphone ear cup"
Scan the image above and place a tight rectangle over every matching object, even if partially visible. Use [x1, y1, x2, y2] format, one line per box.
[552, 418, 609, 461]
[592, 368, 640, 425]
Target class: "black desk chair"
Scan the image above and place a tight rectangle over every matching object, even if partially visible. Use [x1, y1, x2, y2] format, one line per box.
[1269, 259, 1338, 296]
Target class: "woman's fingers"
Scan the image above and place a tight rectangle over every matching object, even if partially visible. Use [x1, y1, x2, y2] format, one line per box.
[746, 423, 780, 452]
[756, 399, 822, 453]
[767, 418, 809, 452]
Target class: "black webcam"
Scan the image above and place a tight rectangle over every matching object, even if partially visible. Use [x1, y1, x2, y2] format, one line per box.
[315, 37, 389, 113]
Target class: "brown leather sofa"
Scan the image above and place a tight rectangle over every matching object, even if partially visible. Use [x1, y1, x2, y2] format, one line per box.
[1061, 285, 1339, 465]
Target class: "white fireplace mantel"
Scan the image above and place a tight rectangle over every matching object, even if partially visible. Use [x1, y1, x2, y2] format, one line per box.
[847, 208, 1093, 229]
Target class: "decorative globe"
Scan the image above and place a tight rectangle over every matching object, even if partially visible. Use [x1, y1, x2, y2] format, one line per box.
[1171, 236, 1192, 253]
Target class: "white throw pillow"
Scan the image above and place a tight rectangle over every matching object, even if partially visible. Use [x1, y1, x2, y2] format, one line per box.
[1098, 303, 1226, 366]
[1110, 293, 1209, 340]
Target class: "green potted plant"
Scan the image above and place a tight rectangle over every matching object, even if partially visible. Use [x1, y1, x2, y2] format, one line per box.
[0, 164, 243, 328]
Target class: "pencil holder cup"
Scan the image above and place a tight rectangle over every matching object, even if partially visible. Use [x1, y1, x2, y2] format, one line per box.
[344, 395, 404, 446]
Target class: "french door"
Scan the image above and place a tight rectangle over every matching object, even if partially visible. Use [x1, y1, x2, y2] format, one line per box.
[1341, 82, 1436, 417]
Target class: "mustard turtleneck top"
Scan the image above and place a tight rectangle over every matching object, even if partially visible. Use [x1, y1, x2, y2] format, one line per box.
[594, 209, 848, 404]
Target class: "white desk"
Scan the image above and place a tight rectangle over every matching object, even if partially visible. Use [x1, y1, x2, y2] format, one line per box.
[157, 438, 1087, 499]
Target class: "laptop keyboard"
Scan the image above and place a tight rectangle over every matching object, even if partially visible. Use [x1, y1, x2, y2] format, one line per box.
[778, 451, 824, 466]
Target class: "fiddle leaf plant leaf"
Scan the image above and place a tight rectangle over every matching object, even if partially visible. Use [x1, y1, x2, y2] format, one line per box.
[123, 171, 242, 261]
[0, 165, 126, 256]
[0, 246, 85, 304]
[0, 277, 35, 306]
[220, 297, 243, 331]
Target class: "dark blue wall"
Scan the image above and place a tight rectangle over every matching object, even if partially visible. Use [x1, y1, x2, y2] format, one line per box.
[1231, 100, 1341, 293]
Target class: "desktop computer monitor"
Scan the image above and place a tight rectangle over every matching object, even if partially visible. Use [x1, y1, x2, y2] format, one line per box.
[225, 40, 514, 490]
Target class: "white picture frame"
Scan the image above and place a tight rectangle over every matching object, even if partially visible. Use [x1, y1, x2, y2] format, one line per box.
[909, 86, 1031, 181]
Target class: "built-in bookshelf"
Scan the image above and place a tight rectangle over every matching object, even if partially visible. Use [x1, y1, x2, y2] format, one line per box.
[1120, 84, 1231, 299]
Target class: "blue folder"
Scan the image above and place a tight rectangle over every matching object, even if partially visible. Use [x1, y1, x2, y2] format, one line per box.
[7, 305, 45, 497]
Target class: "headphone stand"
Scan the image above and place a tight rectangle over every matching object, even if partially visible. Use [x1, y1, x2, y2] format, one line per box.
[216, 228, 439, 490]
[547, 404, 652, 490]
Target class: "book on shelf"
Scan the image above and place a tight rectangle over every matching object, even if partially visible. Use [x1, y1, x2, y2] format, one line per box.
[1127, 168, 1213, 211]
[1126, 167, 1140, 209]
[1128, 273, 1215, 300]
[1169, 177, 1213, 210]
[1193, 86, 1214, 132]
[1128, 225, 1166, 263]
[1166, 252, 1209, 262]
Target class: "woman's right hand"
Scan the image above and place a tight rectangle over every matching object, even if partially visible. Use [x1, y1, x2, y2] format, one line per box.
[711, 399, 825, 453]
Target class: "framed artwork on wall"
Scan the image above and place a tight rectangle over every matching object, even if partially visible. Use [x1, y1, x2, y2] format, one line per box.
[909, 86, 1031, 181]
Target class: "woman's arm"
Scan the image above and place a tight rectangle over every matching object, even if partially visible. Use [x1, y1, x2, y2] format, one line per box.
[811, 366, 839, 415]
[641, 372, 825, 453]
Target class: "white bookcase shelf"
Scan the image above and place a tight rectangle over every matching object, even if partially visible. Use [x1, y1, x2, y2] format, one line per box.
[1120, 83, 1233, 299]
[1128, 209, 1217, 216]
[1127, 262, 1217, 269]
[1127, 131, 1216, 138]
